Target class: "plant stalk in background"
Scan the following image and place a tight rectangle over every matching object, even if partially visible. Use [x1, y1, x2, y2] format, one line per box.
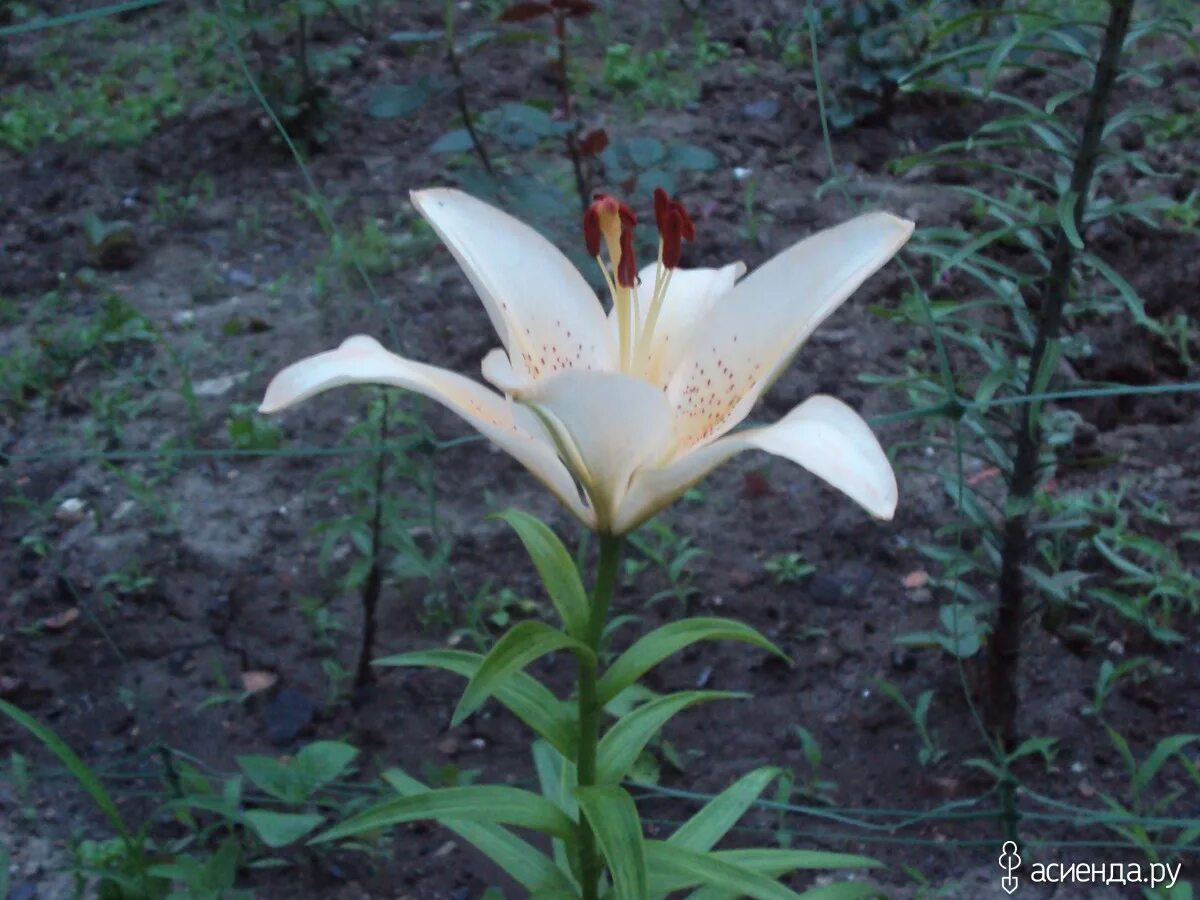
[986, 0, 1137, 748]
[354, 390, 389, 691]
[444, 0, 495, 177]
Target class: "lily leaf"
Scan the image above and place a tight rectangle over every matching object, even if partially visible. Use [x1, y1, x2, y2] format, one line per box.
[311, 785, 576, 844]
[597, 691, 745, 785]
[647, 841, 800, 899]
[650, 843, 880, 898]
[598, 618, 788, 706]
[532, 741, 578, 876]
[383, 769, 576, 894]
[374, 649, 576, 758]
[453, 621, 593, 726]
[712, 848, 879, 874]
[576, 785, 647, 900]
[494, 509, 590, 639]
[668, 767, 784, 851]
[0, 699, 130, 843]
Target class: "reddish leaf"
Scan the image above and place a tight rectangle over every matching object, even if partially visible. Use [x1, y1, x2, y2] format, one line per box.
[498, 1, 552, 21]
[241, 671, 278, 694]
[966, 465, 1001, 486]
[579, 128, 609, 156]
[41, 607, 80, 631]
[551, 0, 598, 15]
[742, 471, 772, 499]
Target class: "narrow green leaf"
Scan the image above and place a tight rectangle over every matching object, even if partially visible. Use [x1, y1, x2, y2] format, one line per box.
[1132, 734, 1200, 799]
[311, 785, 576, 844]
[598, 618, 788, 706]
[532, 740, 578, 875]
[1056, 189, 1084, 250]
[576, 786, 647, 900]
[0, 699, 129, 842]
[646, 841, 802, 899]
[494, 509, 589, 639]
[790, 884, 880, 899]
[689, 868, 878, 900]
[669, 767, 784, 851]
[382, 770, 576, 893]
[983, 25, 1025, 97]
[724, 848, 878, 871]
[598, 691, 744, 785]
[387, 28, 443, 43]
[374, 649, 576, 757]
[454, 621, 592, 726]
[245, 810, 324, 848]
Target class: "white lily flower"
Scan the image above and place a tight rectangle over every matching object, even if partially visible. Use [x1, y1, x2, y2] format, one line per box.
[261, 187, 913, 535]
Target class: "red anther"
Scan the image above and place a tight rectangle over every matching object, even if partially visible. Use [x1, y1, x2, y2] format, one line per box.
[653, 187, 671, 234]
[617, 229, 637, 287]
[582, 204, 602, 257]
[661, 214, 682, 268]
[652, 187, 694, 268]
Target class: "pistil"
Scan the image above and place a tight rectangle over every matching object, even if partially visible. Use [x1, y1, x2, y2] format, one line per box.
[583, 193, 638, 371]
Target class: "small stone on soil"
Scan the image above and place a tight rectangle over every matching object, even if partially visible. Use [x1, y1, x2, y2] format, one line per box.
[264, 688, 315, 746]
[741, 98, 779, 120]
[907, 587, 933, 605]
[807, 572, 843, 606]
[54, 497, 86, 524]
[226, 267, 258, 288]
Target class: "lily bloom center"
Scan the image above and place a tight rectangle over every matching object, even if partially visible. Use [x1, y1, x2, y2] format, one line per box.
[583, 188, 697, 378]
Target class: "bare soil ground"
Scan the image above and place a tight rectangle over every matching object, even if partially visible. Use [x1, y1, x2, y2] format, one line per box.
[2, 2, 1198, 897]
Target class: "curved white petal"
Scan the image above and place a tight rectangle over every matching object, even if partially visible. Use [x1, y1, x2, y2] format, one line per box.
[665, 213, 913, 451]
[412, 188, 615, 384]
[608, 262, 746, 387]
[521, 370, 675, 533]
[613, 394, 896, 534]
[481, 347, 524, 394]
[260, 336, 595, 527]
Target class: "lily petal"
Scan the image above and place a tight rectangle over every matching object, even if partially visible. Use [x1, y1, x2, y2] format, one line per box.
[261, 336, 595, 527]
[412, 188, 615, 386]
[481, 347, 524, 394]
[666, 212, 913, 451]
[611, 262, 746, 387]
[613, 394, 896, 534]
[521, 370, 675, 532]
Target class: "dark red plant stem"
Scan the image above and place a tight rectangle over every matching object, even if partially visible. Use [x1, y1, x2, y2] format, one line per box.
[445, 2, 495, 177]
[986, 0, 1137, 748]
[554, 10, 589, 211]
[355, 394, 390, 690]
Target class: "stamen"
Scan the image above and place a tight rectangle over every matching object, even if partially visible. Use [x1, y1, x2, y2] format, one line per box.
[636, 189, 696, 377]
[616, 227, 637, 288]
[653, 188, 694, 270]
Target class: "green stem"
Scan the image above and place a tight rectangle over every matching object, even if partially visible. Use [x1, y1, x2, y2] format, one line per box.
[577, 534, 620, 900]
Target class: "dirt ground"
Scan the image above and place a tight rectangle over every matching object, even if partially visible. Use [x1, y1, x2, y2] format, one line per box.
[2, 1, 1198, 898]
